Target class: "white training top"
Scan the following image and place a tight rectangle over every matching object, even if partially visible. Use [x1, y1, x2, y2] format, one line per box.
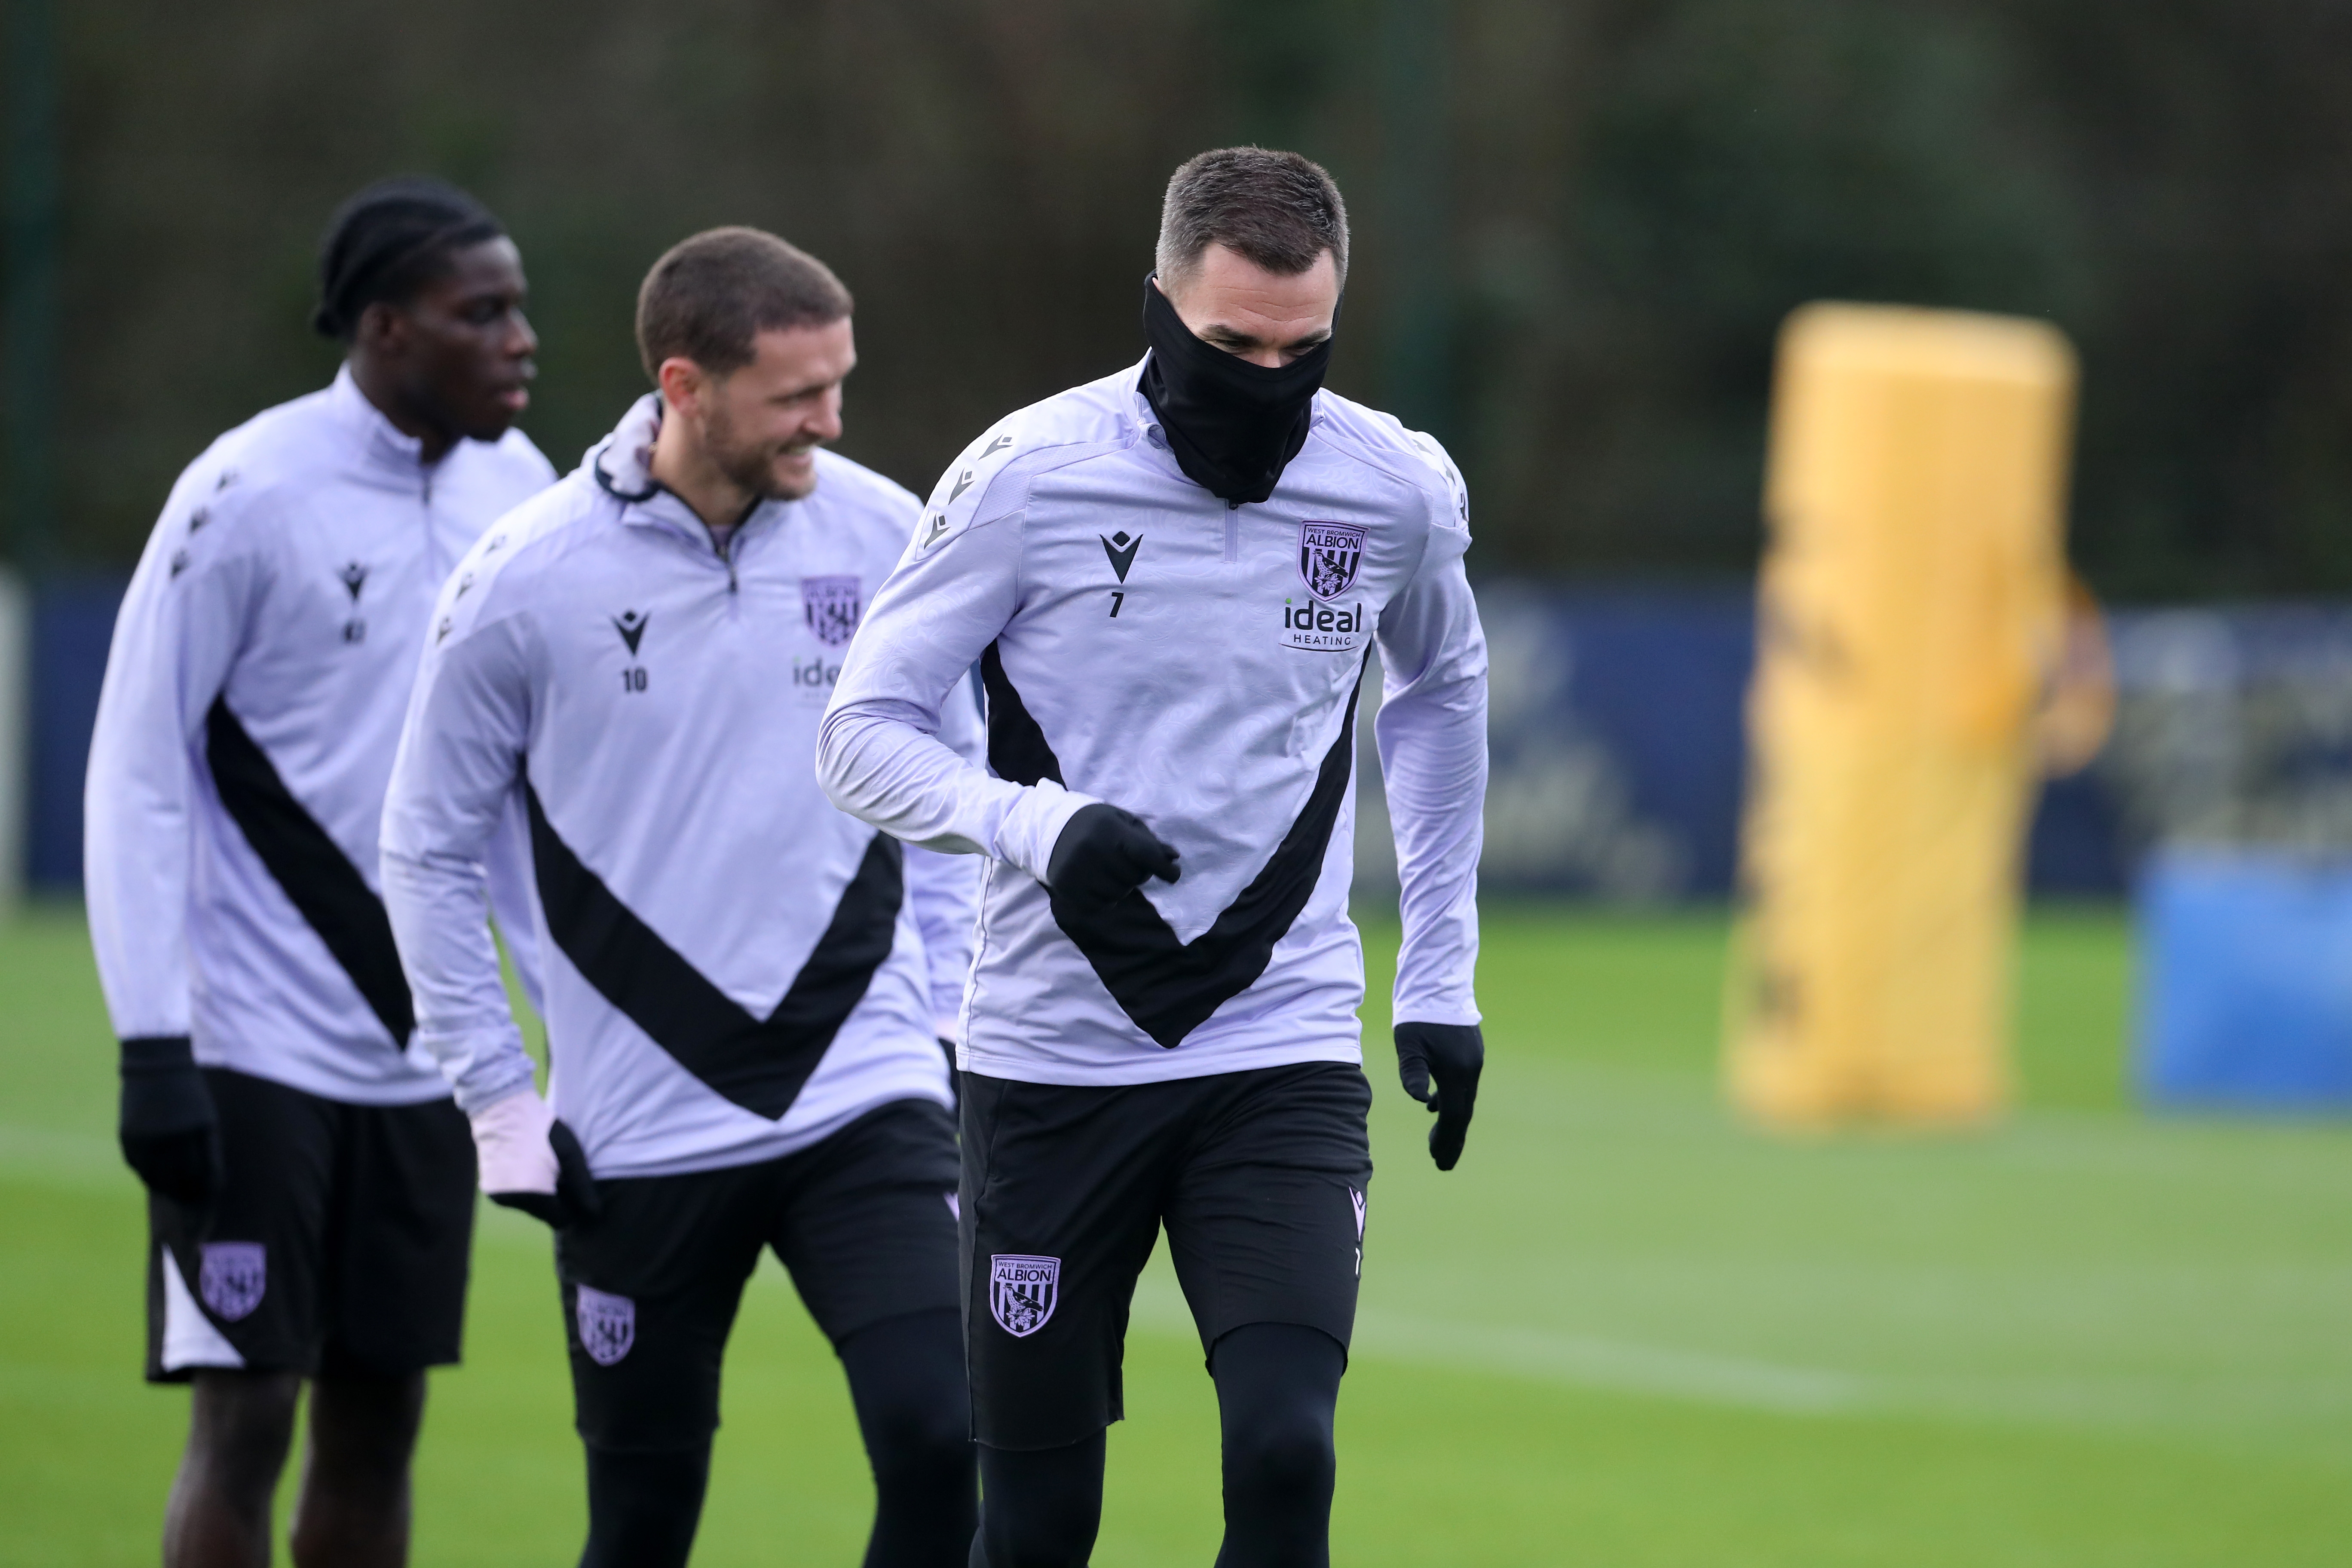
[83, 367, 557, 1105]
[818, 357, 1487, 1087]
[382, 396, 982, 1179]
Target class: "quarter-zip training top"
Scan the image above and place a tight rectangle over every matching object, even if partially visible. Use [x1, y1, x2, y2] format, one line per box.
[818, 357, 1487, 1087]
[383, 396, 982, 1179]
[86, 366, 556, 1105]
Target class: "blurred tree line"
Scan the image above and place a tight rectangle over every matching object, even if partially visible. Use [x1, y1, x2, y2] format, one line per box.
[9, 0, 2352, 598]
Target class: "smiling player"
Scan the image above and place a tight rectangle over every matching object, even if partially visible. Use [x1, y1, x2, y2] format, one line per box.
[382, 228, 981, 1568]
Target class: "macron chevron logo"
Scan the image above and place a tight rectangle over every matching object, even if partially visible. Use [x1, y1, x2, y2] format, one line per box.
[612, 609, 649, 655]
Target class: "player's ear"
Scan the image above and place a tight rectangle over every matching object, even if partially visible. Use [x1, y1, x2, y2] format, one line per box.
[354, 299, 409, 358]
[656, 356, 705, 416]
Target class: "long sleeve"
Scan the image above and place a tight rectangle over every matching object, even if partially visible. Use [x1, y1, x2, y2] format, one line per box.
[83, 478, 263, 1044]
[1375, 522, 1488, 1028]
[482, 790, 546, 1017]
[902, 671, 987, 1040]
[380, 606, 542, 1114]
[818, 474, 1094, 882]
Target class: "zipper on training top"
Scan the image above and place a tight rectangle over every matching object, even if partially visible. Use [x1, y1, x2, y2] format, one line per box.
[421, 470, 439, 578]
[712, 498, 760, 595]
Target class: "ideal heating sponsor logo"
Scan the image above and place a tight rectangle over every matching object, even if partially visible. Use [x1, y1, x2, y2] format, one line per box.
[1282, 598, 1368, 652]
[792, 654, 844, 704]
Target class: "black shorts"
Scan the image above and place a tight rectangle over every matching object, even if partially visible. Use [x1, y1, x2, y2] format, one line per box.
[555, 1097, 961, 1452]
[959, 1061, 1373, 1451]
[146, 1067, 477, 1382]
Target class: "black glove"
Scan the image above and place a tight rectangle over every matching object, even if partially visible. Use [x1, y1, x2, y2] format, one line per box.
[491, 1120, 604, 1230]
[1047, 802, 1181, 905]
[119, 1035, 224, 1206]
[1394, 1021, 1484, 1171]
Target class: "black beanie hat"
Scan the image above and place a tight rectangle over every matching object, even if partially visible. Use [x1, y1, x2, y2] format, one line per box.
[312, 176, 505, 340]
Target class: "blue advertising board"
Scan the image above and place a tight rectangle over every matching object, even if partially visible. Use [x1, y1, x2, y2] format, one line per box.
[6, 577, 2240, 901]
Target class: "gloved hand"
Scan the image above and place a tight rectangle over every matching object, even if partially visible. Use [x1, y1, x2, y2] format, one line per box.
[1047, 802, 1181, 905]
[1394, 1021, 1485, 1171]
[119, 1036, 224, 1206]
[471, 1089, 601, 1229]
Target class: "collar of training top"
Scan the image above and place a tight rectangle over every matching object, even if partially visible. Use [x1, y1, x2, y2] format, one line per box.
[590, 393, 778, 545]
[328, 363, 435, 480]
[590, 393, 665, 504]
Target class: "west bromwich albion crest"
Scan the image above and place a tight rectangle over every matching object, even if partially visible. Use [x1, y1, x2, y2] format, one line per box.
[1298, 521, 1367, 601]
[199, 1241, 266, 1322]
[989, 1253, 1060, 1337]
[575, 1284, 636, 1366]
[801, 575, 863, 648]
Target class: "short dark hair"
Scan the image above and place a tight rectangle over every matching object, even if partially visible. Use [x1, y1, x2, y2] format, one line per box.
[312, 176, 506, 340]
[635, 227, 854, 383]
[1155, 147, 1349, 293]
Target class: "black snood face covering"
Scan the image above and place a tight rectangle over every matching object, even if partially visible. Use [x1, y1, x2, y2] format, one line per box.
[1139, 273, 1334, 505]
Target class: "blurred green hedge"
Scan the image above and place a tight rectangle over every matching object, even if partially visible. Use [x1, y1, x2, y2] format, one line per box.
[22, 0, 2352, 597]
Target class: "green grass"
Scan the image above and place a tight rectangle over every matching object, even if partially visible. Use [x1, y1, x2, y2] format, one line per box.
[4, 899, 2350, 1564]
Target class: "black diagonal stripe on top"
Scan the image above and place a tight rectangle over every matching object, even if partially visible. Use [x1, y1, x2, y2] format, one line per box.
[983, 645, 1367, 1048]
[524, 786, 903, 1119]
[204, 697, 414, 1045]
[981, 642, 1064, 786]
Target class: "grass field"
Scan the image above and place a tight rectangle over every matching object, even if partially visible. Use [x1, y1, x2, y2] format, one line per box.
[5, 900, 2350, 1565]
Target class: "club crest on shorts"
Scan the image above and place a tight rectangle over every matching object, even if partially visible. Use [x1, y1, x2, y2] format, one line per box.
[1298, 521, 1367, 601]
[801, 575, 863, 648]
[199, 1242, 266, 1322]
[576, 1284, 636, 1366]
[989, 1254, 1060, 1337]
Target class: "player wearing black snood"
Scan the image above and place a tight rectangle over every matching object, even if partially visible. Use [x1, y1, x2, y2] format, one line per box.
[821, 147, 1489, 1568]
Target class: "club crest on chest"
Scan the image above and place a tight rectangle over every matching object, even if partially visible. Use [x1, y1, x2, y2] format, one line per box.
[199, 1241, 266, 1322]
[802, 575, 863, 648]
[575, 1284, 636, 1366]
[1298, 521, 1367, 600]
[989, 1253, 1060, 1337]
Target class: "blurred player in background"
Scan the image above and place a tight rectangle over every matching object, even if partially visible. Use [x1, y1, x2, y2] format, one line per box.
[381, 228, 981, 1568]
[83, 178, 553, 1568]
[818, 147, 1489, 1567]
